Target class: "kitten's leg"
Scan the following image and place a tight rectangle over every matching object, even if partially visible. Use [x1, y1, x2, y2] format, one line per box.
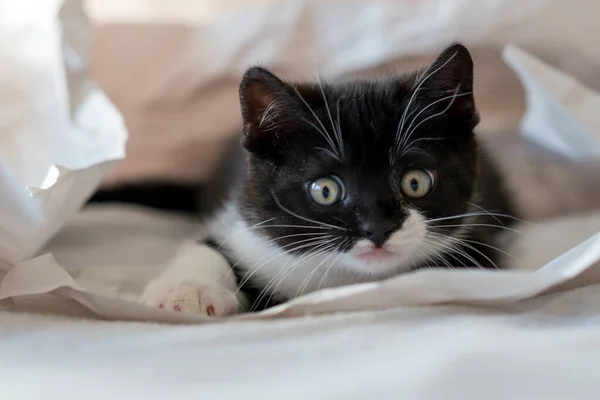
[141, 241, 244, 316]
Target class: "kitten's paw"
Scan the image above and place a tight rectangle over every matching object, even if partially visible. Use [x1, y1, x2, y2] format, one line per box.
[141, 280, 239, 317]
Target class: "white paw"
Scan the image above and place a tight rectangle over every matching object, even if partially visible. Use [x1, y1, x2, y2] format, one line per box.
[141, 280, 239, 317]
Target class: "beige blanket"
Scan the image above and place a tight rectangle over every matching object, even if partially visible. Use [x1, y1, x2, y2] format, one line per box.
[2, 205, 600, 398]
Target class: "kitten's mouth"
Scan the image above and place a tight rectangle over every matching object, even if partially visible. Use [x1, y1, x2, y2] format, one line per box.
[356, 247, 396, 260]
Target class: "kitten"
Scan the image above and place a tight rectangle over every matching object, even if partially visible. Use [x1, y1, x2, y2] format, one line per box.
[141, 43, 517, 316]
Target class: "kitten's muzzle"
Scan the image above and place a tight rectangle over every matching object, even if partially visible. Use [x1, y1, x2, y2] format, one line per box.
[359, 221, 395, 248]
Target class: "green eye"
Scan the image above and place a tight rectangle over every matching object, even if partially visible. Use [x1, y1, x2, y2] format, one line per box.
[309, 176, 344, 206]
[400, 169, 434, 198]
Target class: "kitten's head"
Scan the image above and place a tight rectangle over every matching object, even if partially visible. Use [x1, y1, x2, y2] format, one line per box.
[237, 43, 480, 276]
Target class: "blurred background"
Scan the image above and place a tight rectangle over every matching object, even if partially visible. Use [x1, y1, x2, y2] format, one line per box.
[86, 0, 600, 219]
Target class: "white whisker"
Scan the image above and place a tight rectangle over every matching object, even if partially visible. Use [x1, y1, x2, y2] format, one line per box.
[301, 117, 340, 160]
[426, 236, 485, 268]
[394, 51, 459, 152]
[270, 189, 348, 231]
[256, 224, 333, 230]
[253, 241, 337, 310]
[335, 96, 344, 157]
[400, 137, 450, 157]
[428, 232, 500, 269]
[426, 211, 522, 224]
[400, 85, 461, 149]
[215, 217, 277, 249]
[259, 99, 280, 130]
[317, 239, 348, 290]
[234, 236, 335, 293]
[399, 87, 472, 155]
[465, 202, 529, 225]
[292, 84, 340, 160]
[431, 223, 522, 235]
[316, 146, 341, 161]
[421, 238, 457, 269]
[295, 244, 339, 298]
[317, 77, 345, 159]
[440, 234, 515, 260]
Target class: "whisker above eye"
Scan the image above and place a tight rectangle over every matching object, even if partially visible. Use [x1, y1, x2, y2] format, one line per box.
[398, 86, 469, 153]
[335, 96, 344, 157]
[317, 76, 345, 159]
[292, 83, 341, 161]
[394, 51, 459, 154]
[316, 146, 341, 161]
[301, 118, 340, 159]
[270, 188, 349, 231]
[400, 136, 451, 155]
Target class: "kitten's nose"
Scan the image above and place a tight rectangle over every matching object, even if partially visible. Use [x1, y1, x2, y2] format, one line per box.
[360, 221, 396, 247]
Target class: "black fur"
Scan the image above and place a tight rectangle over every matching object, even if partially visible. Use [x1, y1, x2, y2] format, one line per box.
[235, 43, 516, 271]
[93, 43, 517, 310]
[89, 182, 201, 213]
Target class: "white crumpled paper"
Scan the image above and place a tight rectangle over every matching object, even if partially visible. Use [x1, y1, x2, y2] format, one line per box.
[0, 0, 126, 266]
[504, 45, 600, 160]
[1, 10, 600, 324]
[86, 0, 600, 186]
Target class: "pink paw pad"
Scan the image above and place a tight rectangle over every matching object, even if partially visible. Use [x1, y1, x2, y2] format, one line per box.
[173, 300, 183, 312]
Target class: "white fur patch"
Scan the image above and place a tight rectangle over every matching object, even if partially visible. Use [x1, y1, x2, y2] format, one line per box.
[207, 203, 445, 300]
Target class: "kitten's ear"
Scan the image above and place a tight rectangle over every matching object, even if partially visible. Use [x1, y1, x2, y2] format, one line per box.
[240, 67, 287, 125]
[417, 43, 478, 123]
[239, 67, 299, 155]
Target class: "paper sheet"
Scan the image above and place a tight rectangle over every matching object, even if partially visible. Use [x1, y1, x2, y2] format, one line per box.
[0, 0, 599, 324]
[87, 0, 600, 185]
[1, 231, 600, 324]
[504, 45, 600, 160]
[0, 0, 126, 265]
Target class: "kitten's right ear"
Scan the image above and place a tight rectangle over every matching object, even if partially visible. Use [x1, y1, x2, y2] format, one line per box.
[239, 67, 295, 155]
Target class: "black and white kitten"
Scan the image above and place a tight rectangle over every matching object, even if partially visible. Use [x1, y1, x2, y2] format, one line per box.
[141, 43, 517, 315]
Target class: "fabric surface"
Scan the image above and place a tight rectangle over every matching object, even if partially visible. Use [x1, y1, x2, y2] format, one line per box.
[3, 291, 600, 399]
[1, 205, 600, 398]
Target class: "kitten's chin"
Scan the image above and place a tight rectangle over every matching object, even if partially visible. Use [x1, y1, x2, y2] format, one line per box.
[340, 250, 415, 277]
[340, 239, 424, 277]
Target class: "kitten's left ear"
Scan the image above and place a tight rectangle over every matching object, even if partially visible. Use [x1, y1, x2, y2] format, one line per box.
[418, 43, 478, 123]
